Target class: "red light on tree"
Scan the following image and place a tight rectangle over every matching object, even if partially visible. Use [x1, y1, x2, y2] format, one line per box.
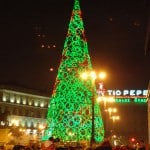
[131, 137, 135, 142]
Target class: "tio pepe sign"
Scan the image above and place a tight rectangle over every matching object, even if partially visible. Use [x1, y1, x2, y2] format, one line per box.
[107, 89, 148, 96]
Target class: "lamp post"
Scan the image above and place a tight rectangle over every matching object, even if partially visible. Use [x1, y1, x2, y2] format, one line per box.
[107, 107, 117, 118]
[111, 115, 120, 132]
[97, 95, 115, 137]
[81, 71, 106, 149]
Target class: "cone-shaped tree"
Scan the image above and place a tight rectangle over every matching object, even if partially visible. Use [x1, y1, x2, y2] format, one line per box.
[42, 0, 104, 143]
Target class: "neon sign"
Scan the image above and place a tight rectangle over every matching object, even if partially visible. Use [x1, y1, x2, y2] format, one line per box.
[107, 90, 148, 96]
[134, 98, 147, 103]
[115, 98, 130, 103]
[115, 98, 147, 103]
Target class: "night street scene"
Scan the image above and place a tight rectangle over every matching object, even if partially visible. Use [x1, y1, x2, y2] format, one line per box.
[0, 0, 150, 150]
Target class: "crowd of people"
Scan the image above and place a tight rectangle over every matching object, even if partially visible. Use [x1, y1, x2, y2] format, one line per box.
[3, 137, 146, 150]
[94, 138, 146, 150]
[41, 137, 147, 150]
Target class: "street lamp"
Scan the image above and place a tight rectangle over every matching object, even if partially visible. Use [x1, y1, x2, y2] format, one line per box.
[97, 96, 115, 137]
[111, 116, 120, 122]
[106, 107, 117, 118]
[81, 71, 106, 149]
[111, 115, 120, 132]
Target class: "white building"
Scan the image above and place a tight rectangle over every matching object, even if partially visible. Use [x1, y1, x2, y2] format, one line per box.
[0, 86, 50, 142]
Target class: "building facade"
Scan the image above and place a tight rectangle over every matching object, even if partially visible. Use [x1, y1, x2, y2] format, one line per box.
[0, 87, 49, 140]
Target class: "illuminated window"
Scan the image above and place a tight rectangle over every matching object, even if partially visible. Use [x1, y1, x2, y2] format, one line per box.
[16, 95, 21, 104]
[40, 102, 44, 107]
[20, 121, 25, 127]
[23, 100, 26, 105]
[22, 96, 27, 105]
[3, 93, 9, 102]
[10, 94, 15, 103]
[2, 96, 6, 101]
[28, 101, 32, 106]
[10, 98, 15, 103]
[16, 99, 20, 104]
[34, 101, 39, 107]
[27, 121, 32, 128]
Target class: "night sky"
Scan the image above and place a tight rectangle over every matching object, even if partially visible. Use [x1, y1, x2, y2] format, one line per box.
[0, 0, 150, 95]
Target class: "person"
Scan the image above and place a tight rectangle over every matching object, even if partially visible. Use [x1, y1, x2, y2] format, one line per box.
[138, 140, 145, 150]
[95, 138, 112, 150]
[43, 137, 55, 150]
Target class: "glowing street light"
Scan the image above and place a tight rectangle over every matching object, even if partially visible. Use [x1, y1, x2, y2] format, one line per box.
[106, 107, 117, 117]
[81, 71, 105, 81]
[98, 72, 106, 80]
[111, 115, 120, 132]
[111, 115, 120, 122]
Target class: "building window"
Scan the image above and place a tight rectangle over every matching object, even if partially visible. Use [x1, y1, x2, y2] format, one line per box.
[3, 93, 9, 102]
[28, 98, 33, 106]
[22, 96, 27, 105]
[34, 101, 39, 107]
[16, 95, 21, 104]
[40, 102, 45, 107]
[10, 94, 15, 103]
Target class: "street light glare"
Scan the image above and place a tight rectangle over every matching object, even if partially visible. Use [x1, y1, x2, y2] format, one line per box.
[90, 71, 96, 80]
[81, 72, 88, 80]
[81, 71, 106, 81]
[111, 115, 120, 121]
[98, 72, 106, 80]
[113, 108, 117, 112]
[107, 108, 117, 113]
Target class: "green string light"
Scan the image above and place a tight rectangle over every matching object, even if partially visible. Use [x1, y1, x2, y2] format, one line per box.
[42, 0, 104, 143]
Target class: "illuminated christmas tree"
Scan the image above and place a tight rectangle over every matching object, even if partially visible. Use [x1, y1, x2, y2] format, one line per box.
[42, 0, 104, 143]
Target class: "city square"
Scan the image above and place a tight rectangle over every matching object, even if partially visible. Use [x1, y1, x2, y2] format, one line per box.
[0, 0, 150, 150]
